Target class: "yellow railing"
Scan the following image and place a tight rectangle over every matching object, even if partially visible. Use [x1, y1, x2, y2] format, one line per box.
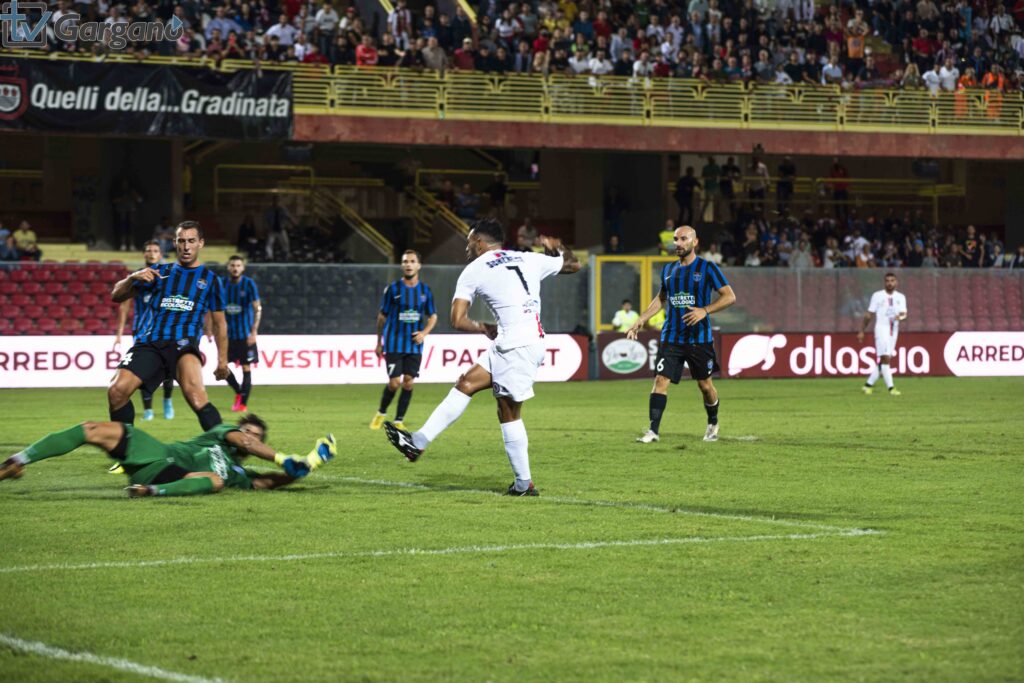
[4, 51, 1022, 136]
[593, 255, 676, 332]
[310, 187, 393, 261]
[408, 185, 470, 238]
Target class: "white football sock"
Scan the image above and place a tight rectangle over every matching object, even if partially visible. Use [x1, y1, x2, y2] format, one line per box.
[866, 365, 880, 386]
[412, 388, 472, 450]
[500, 419, 531, 489]
[880, 364, 894, 389]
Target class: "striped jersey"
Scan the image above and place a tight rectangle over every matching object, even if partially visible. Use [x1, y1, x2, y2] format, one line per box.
[223, 275, 260, 340]
[379, 279, 436, 355]
[131, 264, 161, 336]
[659, 257, 729, 345]
[135, 263, 225, 343]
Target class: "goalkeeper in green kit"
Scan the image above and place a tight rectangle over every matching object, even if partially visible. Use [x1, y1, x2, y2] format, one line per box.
[0, 415, 336, 497]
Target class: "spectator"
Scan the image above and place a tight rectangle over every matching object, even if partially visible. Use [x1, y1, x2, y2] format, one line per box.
[987, 243, 1005, 267]
[821, 54, 844, 85]
[939, 57, 960, 91]
[700, 156, 721, 222]
[658, 219, 676, 255]
[514, 40, 533, 73]
[748, 156, 769, 215]
[611, 300, 640, 332]
[422, 36, 447, 72]
[264, 196, 296, 261]
[152, 217, 175, 254]
[314, 1, 339, 59]
[356, 35, 378, 66]
[855, 242, 875, 268]
[206, 6, 243, 42]
[921, 246, 940, 267]
[0, 220, 16, 261]
[1008, 245, 1024, 270]
[454, 183, 480, 220]
[453, 38, 476, 70]
[516, 218, 538, 250]
[720, 156, 740, 219]
[673, 166, 700, 224]
[907, 240, 926, 267]
[790, 240, 814, 268]
[265, 13, 299, 46]
[960, 224, 982, 267]
[902, 62, 924, 88]
[701, 242, 724, 264]
[388, 0, 413, 50]
[13, 220, 41, 261]
[923, 63, 942, 94]
[237, 214, 259, 260]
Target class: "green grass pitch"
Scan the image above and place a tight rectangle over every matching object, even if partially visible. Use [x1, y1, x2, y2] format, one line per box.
[0, 377, 1021, 682]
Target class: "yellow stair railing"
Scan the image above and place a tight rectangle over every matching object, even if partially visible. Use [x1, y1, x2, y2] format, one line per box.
[408, 185, 470, 241]
[310, 187, 393, 261]
[3, 51, 1022, 136]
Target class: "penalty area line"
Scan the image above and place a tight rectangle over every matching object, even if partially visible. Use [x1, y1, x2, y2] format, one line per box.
[0, 529, 880, 575]
[0, 633, 226, 683]
[323, 475, 859, 533]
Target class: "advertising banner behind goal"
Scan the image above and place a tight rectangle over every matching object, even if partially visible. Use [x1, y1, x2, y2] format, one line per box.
[0, 334, 589, 388]
[597, 331, 1024, 379]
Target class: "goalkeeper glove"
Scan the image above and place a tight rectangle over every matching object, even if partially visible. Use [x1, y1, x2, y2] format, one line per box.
[274, 453, 311, 479]
[304, 434, 337, 470]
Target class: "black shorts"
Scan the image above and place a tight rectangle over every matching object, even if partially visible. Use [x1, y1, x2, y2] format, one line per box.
[119, 339, 201, 393]
[385, 353, 422, 379]
[655, 342, 718, 383]
[228, 339, 259, 366]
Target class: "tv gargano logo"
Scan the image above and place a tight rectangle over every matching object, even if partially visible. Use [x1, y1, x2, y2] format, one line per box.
[1, 0, 183, 49]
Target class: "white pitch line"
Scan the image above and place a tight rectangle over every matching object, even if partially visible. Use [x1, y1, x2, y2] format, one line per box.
[0, 529, 880, 575]
[322, 475, 858, 533]
[0, 633, 225, 683]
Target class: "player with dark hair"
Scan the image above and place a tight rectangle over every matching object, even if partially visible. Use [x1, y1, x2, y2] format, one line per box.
[222, 255, 262, 412]
[383, 219, 581, 495]
[114, 240, 175, 421]
[370, 249, 437, 430]
[0, 415, 337, 497]
[858, 272, 907, 396]
[627, 225, 736, 443]
[109, 221, 230, 432]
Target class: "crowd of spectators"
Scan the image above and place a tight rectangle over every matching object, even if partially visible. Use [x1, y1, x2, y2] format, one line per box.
[713, 207, 1024, 268]
[0, 220, 42, 261]
[23, 0, 1024, 93]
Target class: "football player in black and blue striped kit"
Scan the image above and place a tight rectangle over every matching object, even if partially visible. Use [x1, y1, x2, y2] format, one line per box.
[222, 255, 262, 412]
[114, 241, 176, 421]
[370, 250, 437, 430]
[110, 222, 231, 432]
[627, 226, 736, 442]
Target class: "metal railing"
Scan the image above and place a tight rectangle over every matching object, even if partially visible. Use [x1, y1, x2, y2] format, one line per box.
[4, 51, 1022, 136]
[309, 187, 393, 261]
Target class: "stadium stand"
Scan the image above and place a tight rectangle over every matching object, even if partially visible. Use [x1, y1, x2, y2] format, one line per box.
[0, 265, 127, 335]
[10, 0, 1024, 93]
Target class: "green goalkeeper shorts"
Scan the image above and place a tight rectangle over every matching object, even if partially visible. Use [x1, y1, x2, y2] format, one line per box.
[116, 425, 185, 486]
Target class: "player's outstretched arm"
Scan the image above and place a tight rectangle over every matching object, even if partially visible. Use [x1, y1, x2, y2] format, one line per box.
[539, 236, 582, 274]
[627, 292, 665, 340]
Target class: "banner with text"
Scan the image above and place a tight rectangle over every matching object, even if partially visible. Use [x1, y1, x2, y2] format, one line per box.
[0, 335, 588, 388]
[0, 58, 292, 139]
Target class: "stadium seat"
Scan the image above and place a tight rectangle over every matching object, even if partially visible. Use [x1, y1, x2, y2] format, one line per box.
[10, 269, 31, 282]
[0, 282, 16, 295]
[66, 281, 87, 294]
[47, 305, 69, 319]
[36, 318, 57, 333]
[35, 294, 55, 306]
[13, 318, 33, 334]
[11, 293, 32, 307]
[21, 282, 42, 294]
[43, 281, 64, 295]
[56, 293, 76, 306]
[0, 317, 9, 332]
[89, 282, 110, 296]
[94, 306, 116, 320]
[53, 270, 75, 282]
[83, 319, 105, 332]
[24, 305, 45, 319]
[60, 318, 83, 332]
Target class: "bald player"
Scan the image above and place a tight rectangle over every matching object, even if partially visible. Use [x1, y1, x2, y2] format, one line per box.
[627, 226, 736, 442]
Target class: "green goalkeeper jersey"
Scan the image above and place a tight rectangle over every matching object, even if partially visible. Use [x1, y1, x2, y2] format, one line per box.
[125, 424, 256, 489]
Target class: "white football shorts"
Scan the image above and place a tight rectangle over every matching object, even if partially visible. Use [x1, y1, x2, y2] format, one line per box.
[477, 342, 546, 402]
[874, 330, 898, 358]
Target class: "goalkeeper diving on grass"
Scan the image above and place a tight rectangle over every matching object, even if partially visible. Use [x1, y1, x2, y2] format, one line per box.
[0, 415, 336, 497]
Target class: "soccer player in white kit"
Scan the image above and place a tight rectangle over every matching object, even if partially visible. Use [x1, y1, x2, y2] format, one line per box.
[857, 272, 908, 396]
[383, 219, 582, 495]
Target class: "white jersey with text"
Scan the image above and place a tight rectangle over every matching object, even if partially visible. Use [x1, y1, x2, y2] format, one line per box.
[453, 249, 563, 351]
[868, 289, 908, 337]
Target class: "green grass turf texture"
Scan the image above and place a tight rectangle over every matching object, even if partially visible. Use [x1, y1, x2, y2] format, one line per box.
[0, 377, 1021, 683]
